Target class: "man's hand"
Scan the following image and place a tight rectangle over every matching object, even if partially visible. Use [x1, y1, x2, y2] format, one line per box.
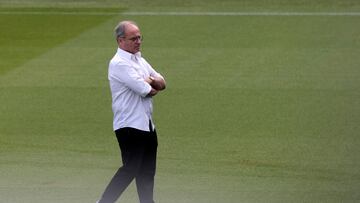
[145, 76, 166, 91]
[147, 88, 158, 97]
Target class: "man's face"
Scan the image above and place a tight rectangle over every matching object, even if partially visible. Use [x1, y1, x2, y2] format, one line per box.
[118, 24, 142, 54]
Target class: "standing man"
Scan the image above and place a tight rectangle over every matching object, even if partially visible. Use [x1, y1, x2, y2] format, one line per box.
[98, 21, 166, 203]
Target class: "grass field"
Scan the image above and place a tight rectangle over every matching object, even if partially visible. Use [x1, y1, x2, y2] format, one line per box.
[1, 0, 360, 202]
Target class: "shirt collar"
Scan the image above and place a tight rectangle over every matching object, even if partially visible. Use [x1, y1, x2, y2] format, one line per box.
[117, 48, 141, 62]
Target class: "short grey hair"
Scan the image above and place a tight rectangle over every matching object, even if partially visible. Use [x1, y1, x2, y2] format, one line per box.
[114, 20, 138, 39]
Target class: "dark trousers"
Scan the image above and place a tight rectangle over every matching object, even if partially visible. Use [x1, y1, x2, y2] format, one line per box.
[99, 128, 158, 203]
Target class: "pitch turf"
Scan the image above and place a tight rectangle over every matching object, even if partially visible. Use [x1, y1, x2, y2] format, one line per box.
[0, 1, 360, 202]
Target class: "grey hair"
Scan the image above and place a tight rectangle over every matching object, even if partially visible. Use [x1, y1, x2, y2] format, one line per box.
[114, 20, 138, 39]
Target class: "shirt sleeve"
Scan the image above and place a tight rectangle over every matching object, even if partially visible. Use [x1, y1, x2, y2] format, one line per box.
[109, 62, 152, 97]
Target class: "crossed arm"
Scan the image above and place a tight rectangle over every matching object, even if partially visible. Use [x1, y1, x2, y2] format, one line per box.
[145, 76, 166, 97]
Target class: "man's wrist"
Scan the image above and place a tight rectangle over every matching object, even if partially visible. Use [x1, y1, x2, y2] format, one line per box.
[149, 76, 155, 83]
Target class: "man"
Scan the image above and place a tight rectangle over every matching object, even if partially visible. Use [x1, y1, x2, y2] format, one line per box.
[98, 21, 166, 203]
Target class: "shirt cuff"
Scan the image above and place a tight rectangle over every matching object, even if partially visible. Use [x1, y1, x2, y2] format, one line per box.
[142, 83, 152, 97]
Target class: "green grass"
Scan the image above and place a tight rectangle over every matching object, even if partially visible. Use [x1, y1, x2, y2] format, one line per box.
[0, 8, 119, 75]
[1, 1, 360, 203]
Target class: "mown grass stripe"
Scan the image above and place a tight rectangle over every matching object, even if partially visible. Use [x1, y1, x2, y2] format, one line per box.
[123, 11, 360, 16]
[0, 11, 119, 15]
[1, 11, 360, 16]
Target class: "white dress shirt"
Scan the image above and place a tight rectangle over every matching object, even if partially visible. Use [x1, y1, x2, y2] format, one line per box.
[109, 48, 164, 131]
